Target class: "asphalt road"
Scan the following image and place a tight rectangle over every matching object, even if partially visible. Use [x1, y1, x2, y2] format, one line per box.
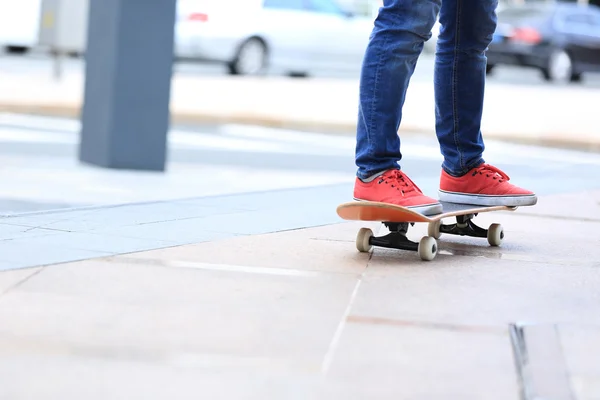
[2, 49, 600, 88]
[1, 113, 600, 214]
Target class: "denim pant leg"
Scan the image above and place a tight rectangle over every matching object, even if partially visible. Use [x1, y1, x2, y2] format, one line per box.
[355, 0, 441, 180]
[434, 0, 498, 177]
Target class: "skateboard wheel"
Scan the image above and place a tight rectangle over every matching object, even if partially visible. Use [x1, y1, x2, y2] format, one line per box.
[418, 236, 437, 261]
[356, 228, 374, 253]
[427, 221, 442, 239]
[487, 223, 504, 246]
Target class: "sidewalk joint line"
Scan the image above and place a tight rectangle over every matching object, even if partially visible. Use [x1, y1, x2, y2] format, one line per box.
[320, 276, 362, 376]
[0, 266, 45, 298]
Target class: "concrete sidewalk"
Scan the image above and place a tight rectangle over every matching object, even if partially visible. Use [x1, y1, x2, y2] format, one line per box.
[0, 67, 599, 152]
[0, 184, 599, 399]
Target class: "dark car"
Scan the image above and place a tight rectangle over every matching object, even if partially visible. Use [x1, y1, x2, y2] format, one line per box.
[486, 3, 600, 83]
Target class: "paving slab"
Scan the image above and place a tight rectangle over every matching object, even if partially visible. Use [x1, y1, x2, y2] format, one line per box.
[0, 259, 358, 360]
[0, 222, 66, 241]
[0, 184, 353, 270]
[0, 354, 322, 400]
[515, 189, 600, 221]
[346, 208, 600, 329]
[322, 323, 519, 400]
[0, 256, 358, 399]
[123, 221, 382, 275]
[562, 324, 600, 400]
[406, 211, 600, 267]
[0, 239, 111, 271]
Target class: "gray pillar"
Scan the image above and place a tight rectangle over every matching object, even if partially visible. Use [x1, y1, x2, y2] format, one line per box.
[79, 0, 177, 171]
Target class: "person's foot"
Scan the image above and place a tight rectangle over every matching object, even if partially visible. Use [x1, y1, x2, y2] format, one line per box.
[439, 163, 537, 206]
[354, 169, 443, 215]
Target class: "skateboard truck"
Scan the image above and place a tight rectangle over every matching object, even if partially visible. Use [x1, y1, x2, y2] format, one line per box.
[356, 222, 438, 262]
[356, 215, 504, 262]
[428, 213, 504, 246]
[338, 200, 515, 262]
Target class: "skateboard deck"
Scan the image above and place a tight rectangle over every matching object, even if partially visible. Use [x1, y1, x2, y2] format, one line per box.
[336, 200, 519, 261]
[336, 200, 516, 223]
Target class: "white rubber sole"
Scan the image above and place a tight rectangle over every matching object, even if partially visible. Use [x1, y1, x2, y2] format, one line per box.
[353, 198, 443, 216]
[438, 190, 538, 207]
[410, 202, 444, 216]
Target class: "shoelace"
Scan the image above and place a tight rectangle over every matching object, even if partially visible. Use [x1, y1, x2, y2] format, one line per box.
[377, 170, 421, 195]
[471, 164, 510, 183]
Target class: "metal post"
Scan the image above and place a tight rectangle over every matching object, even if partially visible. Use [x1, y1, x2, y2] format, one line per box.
[79, 0, 177, 171]
[52, 49, 64, 81]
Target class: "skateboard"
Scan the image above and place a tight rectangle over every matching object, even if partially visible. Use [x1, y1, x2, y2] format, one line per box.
[336, 200, 518, 261]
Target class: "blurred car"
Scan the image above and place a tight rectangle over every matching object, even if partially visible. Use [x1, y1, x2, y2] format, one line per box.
[486, 3, 600, 83]
[174, 0, 375, 76]
[0, 0, 42, 53]
[425, 3, 509, 54]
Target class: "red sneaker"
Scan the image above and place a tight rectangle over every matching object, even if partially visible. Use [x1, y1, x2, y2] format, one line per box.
[354, 169, 443, 215]
[439, 163, 537, 206]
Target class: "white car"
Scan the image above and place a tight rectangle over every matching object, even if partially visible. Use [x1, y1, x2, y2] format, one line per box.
[174, 0, 376, 76]
[0, 0, 42, 53]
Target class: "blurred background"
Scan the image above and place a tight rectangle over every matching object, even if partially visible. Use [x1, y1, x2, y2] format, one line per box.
[1, 0, 599, 80]
[0, 0, 599, 215]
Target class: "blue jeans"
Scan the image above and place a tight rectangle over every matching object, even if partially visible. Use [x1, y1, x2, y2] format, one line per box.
[355, 0, 498, 180]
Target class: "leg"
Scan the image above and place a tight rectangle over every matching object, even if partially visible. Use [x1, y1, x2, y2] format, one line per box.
[434, 0, 537, 207]
[352, 0, 444, 216]
[355, 0, 441, 180]
[434, 0, 497, 176]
